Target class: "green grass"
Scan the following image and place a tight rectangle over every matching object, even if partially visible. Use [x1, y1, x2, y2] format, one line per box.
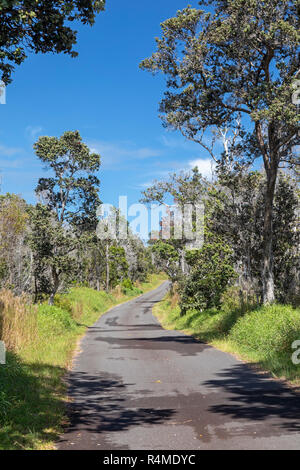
[153, 295, 300, 386]
[0, 273, 167, 450]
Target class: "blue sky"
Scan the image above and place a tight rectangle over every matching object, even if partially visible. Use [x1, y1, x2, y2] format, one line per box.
[0, 0, 218, 209]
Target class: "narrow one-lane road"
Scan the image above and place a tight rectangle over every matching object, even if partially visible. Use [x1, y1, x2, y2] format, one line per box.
[58, 282, 300, 450]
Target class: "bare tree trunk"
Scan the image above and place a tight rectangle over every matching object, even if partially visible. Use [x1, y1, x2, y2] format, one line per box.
[49, 267, 60, 306]
[262, 167, 277, 304]
[180, 249, 186, 274]
[105, 243, 110, 293]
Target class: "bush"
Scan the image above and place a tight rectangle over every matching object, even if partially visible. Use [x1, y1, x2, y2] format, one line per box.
[123, 287, 143, 297]
[54, 295, 73, 314]
[180, 240, 237, 314]
[229, 304, 300, 357]
[121, 278, 134, 292]
[38, 304, 76, 335]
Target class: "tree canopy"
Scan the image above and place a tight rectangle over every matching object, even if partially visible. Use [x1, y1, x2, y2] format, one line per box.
[0, 0, 105, 83]
[141, 0, 300, 303]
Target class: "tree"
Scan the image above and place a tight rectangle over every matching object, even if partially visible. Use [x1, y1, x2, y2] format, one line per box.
[141, 167, 207, 275]
[28, 203, 77, 304]
[180, 238, 237, 315]
[0, 0, 105, 83]
[208, 169, 299, 303]
[140, 1, 300, 303]
[108, 245, 128, 289]
[273, 174, 299, 302]
[34, 130, 101, 228]
[0, 193, 30, 293]
[151, 241, 179, 291]
[208, 171, 265, 298]
[33, 130, 101, 303]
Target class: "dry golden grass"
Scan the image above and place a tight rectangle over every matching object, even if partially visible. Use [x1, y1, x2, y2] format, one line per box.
[71, 300, 84, 321]
[0, 289, 37, 352]
[170, 291, 180, 309]
[112, 285, 122, 300]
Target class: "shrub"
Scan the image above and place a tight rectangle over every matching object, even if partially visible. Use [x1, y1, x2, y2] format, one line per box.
[121, 278, 134, 292]
[180, 240, 237, 314]
[38, 304, 76, 335]
[123, 287, 143, 297]
[54, 295, 73, 314]
[230, 304, 300, 357]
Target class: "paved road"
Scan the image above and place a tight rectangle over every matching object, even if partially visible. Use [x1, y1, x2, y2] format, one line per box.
[58, 282, 300, 450]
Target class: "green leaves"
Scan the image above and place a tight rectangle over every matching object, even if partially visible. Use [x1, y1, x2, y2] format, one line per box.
[30, 131, 101, 301]
[34, 130, 101, 229]
[141, 0, 299, 164]
[0, 0, 106, 83]
[141, 0, 299, 304]
[180, 238, 237, 314]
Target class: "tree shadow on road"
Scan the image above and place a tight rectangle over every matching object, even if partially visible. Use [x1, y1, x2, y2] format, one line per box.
[203, 363, 300, 433]
[94, 334, 210, 356]
[58, 371, 175, 449]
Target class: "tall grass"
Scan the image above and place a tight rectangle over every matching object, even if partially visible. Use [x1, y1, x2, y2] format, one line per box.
[154, 292, 300, 385]
[0, 290, 37, 352]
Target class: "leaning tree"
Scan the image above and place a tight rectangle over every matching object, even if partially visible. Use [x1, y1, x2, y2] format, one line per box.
[140, 0, 300, 303]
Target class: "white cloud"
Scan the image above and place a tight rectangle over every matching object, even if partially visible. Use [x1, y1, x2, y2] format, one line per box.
[137, 181, 156, 189]
[88, 140, 162, 169]
[25, 126, 43, 141]
[188, 158, 216, 179]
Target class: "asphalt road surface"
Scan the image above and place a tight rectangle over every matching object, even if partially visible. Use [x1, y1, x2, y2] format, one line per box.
[58, 282, 300, 450]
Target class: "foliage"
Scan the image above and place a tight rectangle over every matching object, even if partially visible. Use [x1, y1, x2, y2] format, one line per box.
[208, 170, 300, 303]
[121, 278, 134, 291]
[29, 130, 101, 303]
[273, 176, 300, 303]
[230, 304, 300, 358]
[38, 304, 76, 334]
[180, 239, 237, 314]
[141, 0, 300, 303]
[0, 194, 30, 293]
[28, 203, 77, 303]
[0, 0, 105, 83]
[108, 245, 129, 289]
[151, 241, 180, 286]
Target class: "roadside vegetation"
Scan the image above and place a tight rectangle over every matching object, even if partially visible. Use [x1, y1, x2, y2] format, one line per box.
[0, 273, 166, 450]
[142, 1, 299, 387]
[154, 290, 300, 386]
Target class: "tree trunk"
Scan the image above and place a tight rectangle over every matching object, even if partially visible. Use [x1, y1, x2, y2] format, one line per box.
[49, 267, 60, 306]
[95, 251, 101, 291]
[262, 168, 277, 304]
[180, 249, 186, 274]
[105, 243, 110, 293]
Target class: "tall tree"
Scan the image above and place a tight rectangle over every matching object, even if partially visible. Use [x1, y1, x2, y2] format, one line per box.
[33, 130, 101, 303]
[34, 130, 101, 228]
[0, 0, 105, 83]
[140, 1, 300, 303]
